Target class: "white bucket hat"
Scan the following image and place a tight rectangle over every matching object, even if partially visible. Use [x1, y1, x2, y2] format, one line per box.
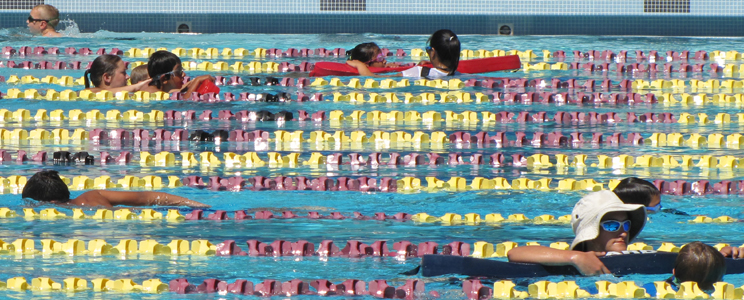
[570, 190, 647, 251]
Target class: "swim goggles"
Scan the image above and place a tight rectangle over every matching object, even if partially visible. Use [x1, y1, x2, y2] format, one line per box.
[154, 69, 184, 79]
[600, 220, 631, 232]
[366, 53, 386, 64]
[28, 15, 51, 23]
[646, 203, 662, 212]
[150, 69, 185, 86]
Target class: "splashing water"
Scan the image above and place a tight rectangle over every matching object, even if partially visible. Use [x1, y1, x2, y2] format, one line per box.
[58, 19, 81, 37]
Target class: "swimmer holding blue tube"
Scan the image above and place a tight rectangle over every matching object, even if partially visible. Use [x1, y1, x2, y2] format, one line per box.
[507, 190, 744, 276]
[21, 170, 210, 208]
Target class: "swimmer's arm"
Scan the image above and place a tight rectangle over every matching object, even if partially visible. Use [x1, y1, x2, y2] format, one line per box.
[179, 75, 216, 95]
[507, 246, 610, 275]
[80, 190, 210, 208]
[81, 79, 152, 93]
[346, 60, 377, 77]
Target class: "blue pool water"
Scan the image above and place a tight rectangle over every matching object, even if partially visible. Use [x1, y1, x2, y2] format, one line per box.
[1, 30, 744, 299]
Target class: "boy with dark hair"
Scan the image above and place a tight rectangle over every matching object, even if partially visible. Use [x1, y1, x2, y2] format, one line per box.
[613, 177, 661, 208]
[613, 177, 688, 215]
[22, 170, 209, 208]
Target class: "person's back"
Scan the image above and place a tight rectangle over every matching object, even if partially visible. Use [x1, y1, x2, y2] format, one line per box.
[22, 170, 209, 208]
[401, 29, 461, 79]
[27, 4, 61, 37]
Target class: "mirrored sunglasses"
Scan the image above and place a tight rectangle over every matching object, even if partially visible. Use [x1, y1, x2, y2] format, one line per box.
[600, 220, 631, 232]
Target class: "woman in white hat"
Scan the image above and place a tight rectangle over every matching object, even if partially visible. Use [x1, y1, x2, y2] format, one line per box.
[507, 190, 647, 275]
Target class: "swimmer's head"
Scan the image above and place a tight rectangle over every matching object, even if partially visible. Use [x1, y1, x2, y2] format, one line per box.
[22, 170, 71, 203]
[147, 50, 184, 90]
[613, 177, 661, 211]
[427, 29, 460, 76]
[28, 4, 60, 34]
[129, 64, 150, 85]
[347, 42, 385, 67]
[674, 241, 726, 290]
[84, 55, 127, 89]
[570, 190, 646, 252]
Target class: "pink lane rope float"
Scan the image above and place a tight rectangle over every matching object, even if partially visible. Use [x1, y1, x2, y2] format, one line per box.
[168, 278, 430, 298]
[211, 239, 470, 258]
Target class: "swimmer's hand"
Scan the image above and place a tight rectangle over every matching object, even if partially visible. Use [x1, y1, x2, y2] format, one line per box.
[384, 62, 400, 68]
[570, 251, 611, 276]
[417, 60, 431, 66]
[720, 246, 744, 259]
[181, 75, 216, 95]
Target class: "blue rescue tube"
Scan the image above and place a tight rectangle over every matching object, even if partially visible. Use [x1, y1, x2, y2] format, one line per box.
[421, 251, 744, 278]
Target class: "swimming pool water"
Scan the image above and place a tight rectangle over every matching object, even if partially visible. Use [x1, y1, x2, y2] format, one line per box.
[1, 30, 744, 299]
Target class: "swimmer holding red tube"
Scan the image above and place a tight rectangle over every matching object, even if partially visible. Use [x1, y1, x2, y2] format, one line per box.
[22, 170, 210, 208]
[138, 50, 215, 96]
[346, 29, 460, 79]
[345, 42, 399, 76]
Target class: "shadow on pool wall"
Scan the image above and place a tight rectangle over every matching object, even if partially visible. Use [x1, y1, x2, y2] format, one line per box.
[1, 0, 744, 36]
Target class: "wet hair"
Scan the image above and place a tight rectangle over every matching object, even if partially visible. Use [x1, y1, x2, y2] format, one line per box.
[674, 242, 726, 290]
[84, 55, 122, 88]
[346, 42, 379, 64]
[613, 177, 660, 206]
[129, 64, 150, 85]
[21, 170, 71, 203]
[428, 29, 461, 76]
[33, 4, 60, 28]
[147, 50, 182, 89]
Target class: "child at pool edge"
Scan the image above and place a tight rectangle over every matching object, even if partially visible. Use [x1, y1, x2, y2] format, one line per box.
[613, 177, 688, 215]
[506, 190, 744, 276]
[129, 64, 150, 85]
[27, 4, 61, 37]
[83, 55, 152, 93]
[21, 170, 210, 208]
[345, 42, 397, 76]
[139, 50, 214, 95]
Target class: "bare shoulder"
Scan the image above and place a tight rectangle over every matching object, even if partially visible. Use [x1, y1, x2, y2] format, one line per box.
[70, 190, 112, 207]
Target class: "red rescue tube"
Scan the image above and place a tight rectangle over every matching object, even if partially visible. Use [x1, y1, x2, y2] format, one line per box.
[309, 55, 521, 77]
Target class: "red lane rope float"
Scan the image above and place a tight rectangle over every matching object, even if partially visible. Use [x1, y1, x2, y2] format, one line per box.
[0, 46, 715, 62]
[4, 275, 429, 297]
[0, 59, 724, 76]
[182, 175, 744, 195]
[1, 127, 729, 148]
[167, 278, 428, 297]
[212, 239, 461, 258]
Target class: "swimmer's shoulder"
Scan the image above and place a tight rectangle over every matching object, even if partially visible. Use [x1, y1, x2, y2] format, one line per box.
[70, 190, 113, 207]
